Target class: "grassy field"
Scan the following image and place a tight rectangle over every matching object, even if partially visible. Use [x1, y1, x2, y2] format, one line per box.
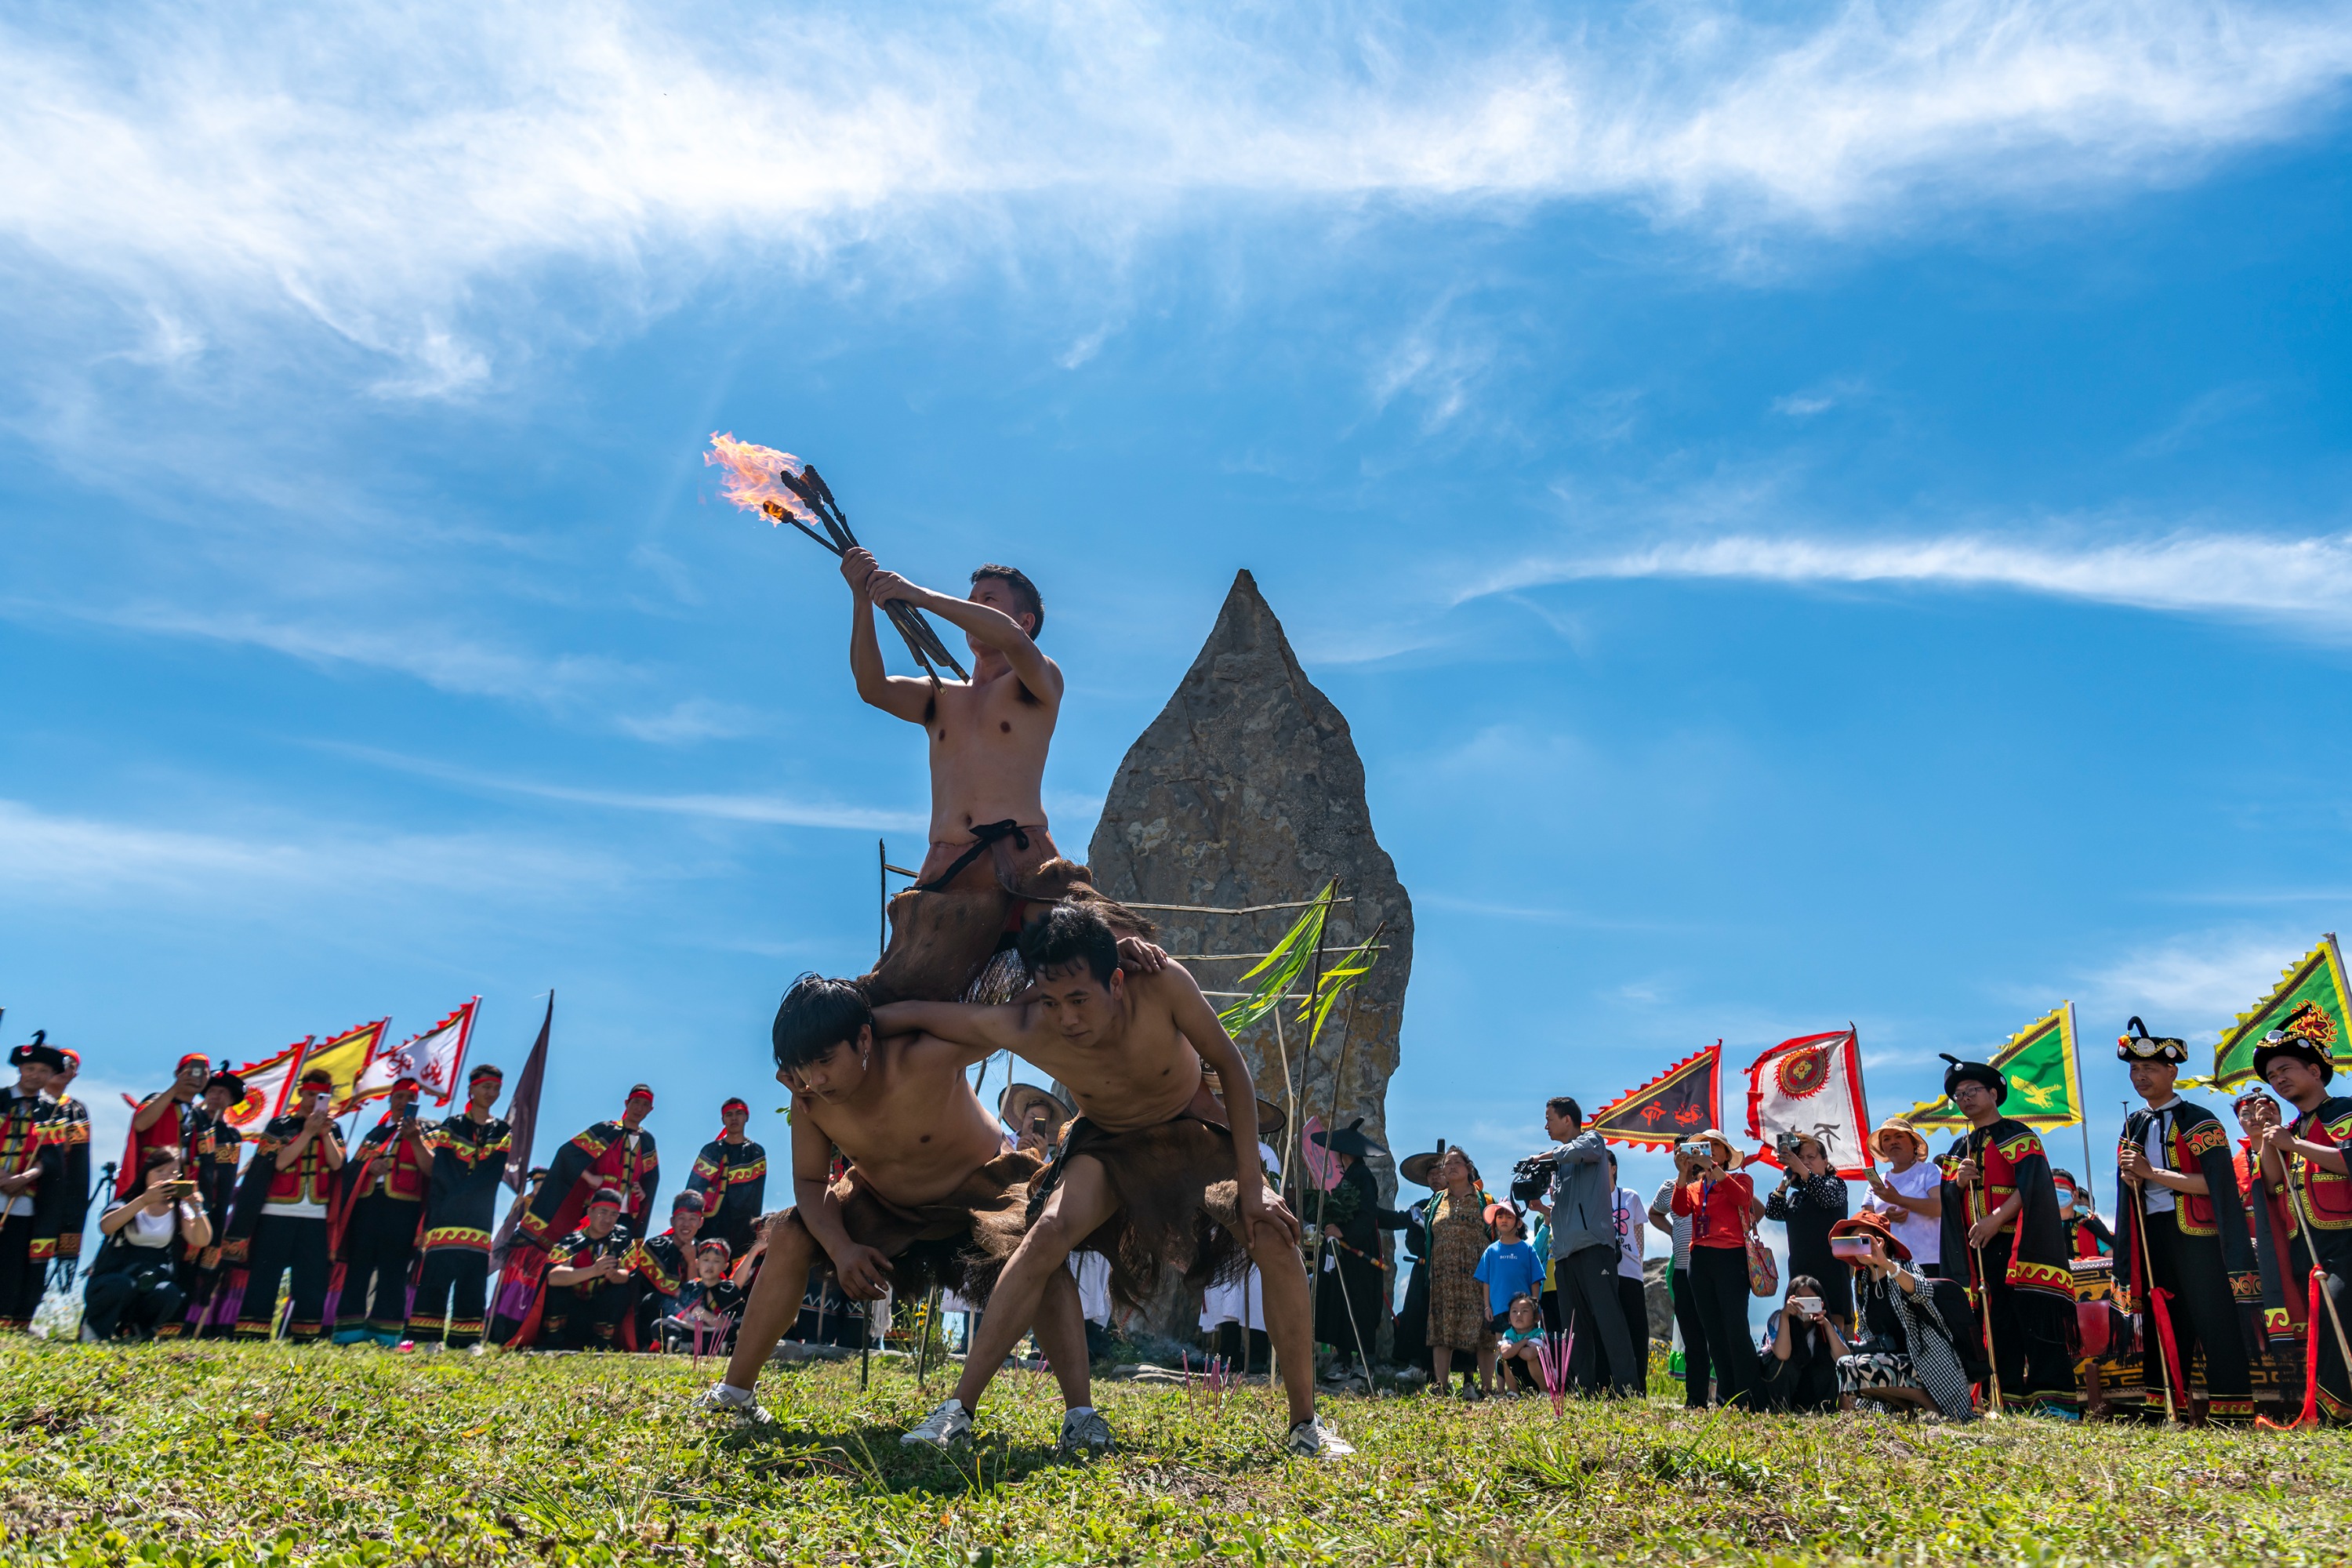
[3, 1341, 2350, 1566]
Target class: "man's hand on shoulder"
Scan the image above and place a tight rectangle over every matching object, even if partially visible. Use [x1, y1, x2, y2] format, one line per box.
[1116, 936, 1168, 975]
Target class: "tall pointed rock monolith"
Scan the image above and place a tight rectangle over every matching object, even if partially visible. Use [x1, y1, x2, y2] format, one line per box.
[1087, 569, 1413, 1203]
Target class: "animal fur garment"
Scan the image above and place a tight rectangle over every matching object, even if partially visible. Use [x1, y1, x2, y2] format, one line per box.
[858, 846, 1153, 1006]
[797, 1149, 1047, 1304]
[967, 1083, 1271, 1312]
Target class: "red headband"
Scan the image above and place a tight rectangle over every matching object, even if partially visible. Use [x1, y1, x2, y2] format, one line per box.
[177, 1053, 209, 1074]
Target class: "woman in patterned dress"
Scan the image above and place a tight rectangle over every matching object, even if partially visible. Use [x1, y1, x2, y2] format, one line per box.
[1423, 1147, 1497, 1399]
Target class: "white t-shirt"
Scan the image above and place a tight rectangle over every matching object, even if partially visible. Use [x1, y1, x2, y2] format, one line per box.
[115, 1203, 194, 1249]
[1611, 1186, 1647, 1281]
[2140, 1102, 2180, 1216]
[1876, 1160, 1941, 1266]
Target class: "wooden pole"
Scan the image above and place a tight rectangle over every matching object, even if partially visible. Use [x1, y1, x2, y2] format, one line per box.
[1967, 1127, 2004, 1421]
[2281, 1141, 2352, 1402]
[2124, 1172, 2180, 1423]
[877, 839, 887, 961]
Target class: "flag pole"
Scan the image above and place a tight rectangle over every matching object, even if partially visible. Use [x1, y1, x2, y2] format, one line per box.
[2069, 1004, 2096, 1210]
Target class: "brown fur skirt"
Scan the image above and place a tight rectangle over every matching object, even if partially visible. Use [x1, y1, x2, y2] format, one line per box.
[857, 840, 1156, 1007]
[797, 1149, 1045, 1304]
[968, 1086, 1273, 1312]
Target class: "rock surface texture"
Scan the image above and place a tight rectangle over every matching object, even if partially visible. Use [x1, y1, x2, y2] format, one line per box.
[1087, 569, 1414, 1224]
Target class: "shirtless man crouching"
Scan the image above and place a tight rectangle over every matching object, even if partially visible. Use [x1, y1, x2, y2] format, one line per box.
[695, 975, 1109, 1457]
[876, 902, 1355, 1460]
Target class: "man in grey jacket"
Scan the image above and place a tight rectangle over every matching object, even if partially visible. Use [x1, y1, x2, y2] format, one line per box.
[1529, 1096, 1639, 1396]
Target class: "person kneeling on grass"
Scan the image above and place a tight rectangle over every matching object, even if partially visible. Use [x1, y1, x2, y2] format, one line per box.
[1756, 1274, 1846, 1413]
[84, 1148, 211, 1341]
[1831, 1212, 1979, 1421]
[1494, 1294, 1547, 1394]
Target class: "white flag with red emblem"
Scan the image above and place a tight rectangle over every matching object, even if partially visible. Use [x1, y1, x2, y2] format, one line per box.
[351, 999, 478, 1109]
[223, 1037, 313, 1131]
[1743, 1027, 1873, 1178]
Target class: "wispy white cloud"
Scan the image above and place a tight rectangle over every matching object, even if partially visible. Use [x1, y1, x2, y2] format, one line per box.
[2079, 928, 2318, 1037]
[0, 797, 628, 902]
[330, 746, 925, 833]
[3, 1, 2347, 387]
[1469, 528, 2352, 632]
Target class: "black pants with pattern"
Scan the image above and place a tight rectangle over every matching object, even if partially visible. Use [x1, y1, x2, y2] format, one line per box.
[0, 1216, 42, 1331]
[2137, 1208, 2252, 1416]
[406, 1247, 490, 1348]
[237, 1214, 330, 1340]
[336, 1197, 419, 1335]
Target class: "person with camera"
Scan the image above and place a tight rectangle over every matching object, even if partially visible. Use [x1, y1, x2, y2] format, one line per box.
[333, 1077, 434, 1346]
[1650, 1145, 1712, 1406]
[1523, 1097, 1640, 1399]
[534, 1187, 638, 1349]
[1831, 1210, 1979, 1419]
[1756, 1272, 1846, 1412]
[1765, 1131, 1853, 1329]
[227, 1065, 347, 1341]
[1670, 1129, 1761, 1408]
[83, 1147, 212, 1341]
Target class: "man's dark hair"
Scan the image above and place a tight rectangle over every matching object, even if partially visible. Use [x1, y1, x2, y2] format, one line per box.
[971, 563, 1044, 637]
[1018, 901, 1118, 985]
[771, 973, 874, 1073]
[1547, 1095, 1582, 1127]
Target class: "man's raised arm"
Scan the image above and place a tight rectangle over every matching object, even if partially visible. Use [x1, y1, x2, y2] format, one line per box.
[840, 547, 937, 722]
[866, 568, 1062, 707]
[872, 999, 1030, 1056]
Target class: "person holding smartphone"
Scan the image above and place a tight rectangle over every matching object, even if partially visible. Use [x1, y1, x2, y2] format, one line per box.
[1670, 1130, 1761, 1409]
[1757, 1273, 1846, 1412]
[84, 1148, 212, 1341]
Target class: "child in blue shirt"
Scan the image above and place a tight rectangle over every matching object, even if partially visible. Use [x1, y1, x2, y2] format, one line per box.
[1474, 1203, 1545, 1330]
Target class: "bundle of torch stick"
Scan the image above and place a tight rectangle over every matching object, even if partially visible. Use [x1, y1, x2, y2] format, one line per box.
[706, 434, 968, 681]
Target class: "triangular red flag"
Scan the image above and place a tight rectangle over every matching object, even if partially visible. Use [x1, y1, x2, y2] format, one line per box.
[1588, 1044, 1722, 1149]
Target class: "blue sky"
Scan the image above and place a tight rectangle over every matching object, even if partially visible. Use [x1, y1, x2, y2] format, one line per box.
[5, 2, 2350, 1271]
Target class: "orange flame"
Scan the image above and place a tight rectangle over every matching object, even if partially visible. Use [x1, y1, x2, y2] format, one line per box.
[705, 432, 811, 523]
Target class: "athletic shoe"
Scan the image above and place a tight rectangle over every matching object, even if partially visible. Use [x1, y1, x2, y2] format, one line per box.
[900, 1397, 973, 1450]
[1283, 1417, 1356, 1459]
[2027, 1401, 2082, 1422]
[689, 1385, 775, 1427]
[1056, 1407, 1113, 1459]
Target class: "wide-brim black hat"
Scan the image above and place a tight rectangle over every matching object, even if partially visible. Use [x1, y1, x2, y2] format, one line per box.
[2254, 1032, 2335, 1086]
[1940, 1054, 2005, 1105]
[1398, 1143, 1446, 1188]
[2117, 1016, 2188, 1065]
[1309, 1116, 1388, 1159]
[9, 1041, 65, 1073]
[1196, 1068, 1287, 1142]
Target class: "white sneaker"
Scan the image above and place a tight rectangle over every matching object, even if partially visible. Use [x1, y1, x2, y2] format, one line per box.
[691, 1384, 775, 1425]
[1056, 1407, 1113, 1459]
[1284, 1417, 1356, 1458]
[901, 1397, 973, 1451]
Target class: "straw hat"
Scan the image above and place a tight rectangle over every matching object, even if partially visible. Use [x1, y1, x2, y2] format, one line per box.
[1398, 1142, 1448, 1188]
[1198, 1067, 1287, 1142]
[1690, 1128, 1740, 1167]
[1870, 1116, 1930, 1161]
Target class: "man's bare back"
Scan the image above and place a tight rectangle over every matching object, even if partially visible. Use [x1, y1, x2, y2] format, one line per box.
[786, 1029, 1003, 1210]
[838, 548, 1061, 857]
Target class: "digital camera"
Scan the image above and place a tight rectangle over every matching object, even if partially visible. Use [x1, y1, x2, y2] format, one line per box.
[1509, 1152, 1559, 1204]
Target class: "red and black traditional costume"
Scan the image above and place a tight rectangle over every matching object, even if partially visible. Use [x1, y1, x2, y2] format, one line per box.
[180, 1067, 248, 1338]
[407, 1101, 512, 1350]
[2273, 1087, 2352, 1420]
[684, 1114, 766, 1257]
[1936, 1054, 2074, 1409]
[626, 1193, 709, 1349]
[42, 1052, 92, 1274]
[225, 1083, 346, 1341]
[530, 1201, 636, 1351]
[118, 1053, 209, 1201]
[2234, 1102, 2309, 1362]
[332, 1106, 433, 1341]
[0, 1040, 66, 1332]
[521, 1099, 659, 1250]
[2111, 1091, 2263, 1422]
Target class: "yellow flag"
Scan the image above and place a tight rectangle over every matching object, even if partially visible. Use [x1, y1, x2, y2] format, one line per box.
[302, 1019, 388, 1113]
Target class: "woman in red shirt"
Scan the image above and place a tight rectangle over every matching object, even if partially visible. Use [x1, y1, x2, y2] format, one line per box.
[1671, 1128, 1761, 1409]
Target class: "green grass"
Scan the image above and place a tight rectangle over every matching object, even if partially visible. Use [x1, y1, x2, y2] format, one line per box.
[2, 1341, 2348, 1566]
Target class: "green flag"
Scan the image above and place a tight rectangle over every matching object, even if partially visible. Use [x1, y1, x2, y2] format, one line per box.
[2213, 935, 2351, 1087]
[1904, 1003, 2083, 1130]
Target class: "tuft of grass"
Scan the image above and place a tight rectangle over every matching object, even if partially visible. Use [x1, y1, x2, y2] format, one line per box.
[0, 1341, 2347, 1565]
